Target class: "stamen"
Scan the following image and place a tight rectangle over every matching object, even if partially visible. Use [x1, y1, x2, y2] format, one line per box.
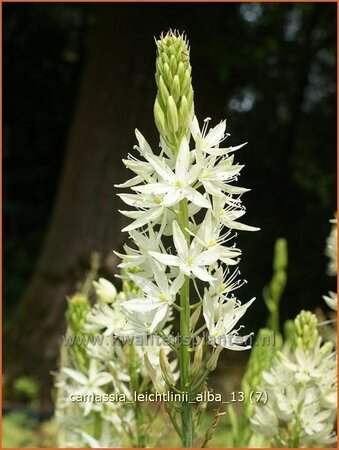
[202, 117, 211, 137]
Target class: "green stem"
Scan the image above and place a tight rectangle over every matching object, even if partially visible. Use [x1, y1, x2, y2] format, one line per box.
[93, 411, 102, 441]
[129, 343, 146, 448]
[166, 404, 182, 438]
[157, 330, 179, 352]
[190, 301, 202, 309]
[179, 199, 193, 447]
[291, 408, 302, 448]
[191, 369, 210, 393]
[191, 323, 207, 338]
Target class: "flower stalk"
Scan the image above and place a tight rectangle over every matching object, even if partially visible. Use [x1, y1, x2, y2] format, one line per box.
[178, 199, 194, 447]
[129, 343, 146, 448]
[156, 34, 195, 446]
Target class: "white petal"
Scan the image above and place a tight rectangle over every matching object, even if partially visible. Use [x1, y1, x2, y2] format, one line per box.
[195, 250, 219, 266]
[95, 373, 114, 386]
[202, 180, 224, 197]
[223, 185, 250, 195]
[114, 175, 143, 188]
[219, 256, 239, 265]
[202, 290, 215, 334]
[190, 116, 201, 141]
[135, 129, 153, 156]
[210, 163, 243, 181]
[83, 400, 93, 416]
[150, 305, 169, 333]
[124, 159, 153, 175]
[323, 291, 337, 311]
[152, 264, 169, 293]
[217, 335, 253, 351]
[80, 431, 100, 448]
[206, 121, 226, 147]
[170, 273, 185, 295]
[149, 251, 180, 267]
[175, 137, 190, 179]
[224, 219, 260, 232]
[186, 187, 211, 208]
[173, 221, 188, 258]
[162, 188, 183, 207]
[122, 298, 160, 312]
[118, 193, 146, 207]
[186, 164, 201, 185]
[145, 154, 174, 183]
[206, 142, 247, 156]
[132, 183, 169, 195]
[119, 210, 141, 219]
[223, 298, 255, 333]
[62, 368, 87, 385]
[192, 266, 216, 282]
[122, 208, 163, 232]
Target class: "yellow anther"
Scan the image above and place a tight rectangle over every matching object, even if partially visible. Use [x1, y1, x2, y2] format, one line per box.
[159, 292, 170, 303]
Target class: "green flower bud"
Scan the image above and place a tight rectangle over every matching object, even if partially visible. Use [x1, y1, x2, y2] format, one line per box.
[154, 98, 167, 137]
[190, 304, 202, 331]
[186, 88, 194, 114]
[171, 75, 181, 103]
[178, 95, 189, 127]
[181, 70, 191, 96]
[144, 353, 166, 394]
[161, 52, 170, 66]
[206, 346, 223, 371]
[154, 30, 194, 153]
[192, 339, 204, 378]
[170, 54, 177, 74]
[166, 95, 179, 133]
[163, 63, 172, 87]
[320, 341, 334, 356]
[158, 76, 170, 109]
[159, 348, 175, 386]
[177, 61, 185, 81]
[273, 238, 288, 272]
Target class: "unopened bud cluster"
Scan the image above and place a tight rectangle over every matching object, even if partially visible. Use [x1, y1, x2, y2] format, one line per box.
[66, 293, 91, 334]
[241, 328, 280, 417]
[154, 31, 194, 152]
[293, 310, 318, 353]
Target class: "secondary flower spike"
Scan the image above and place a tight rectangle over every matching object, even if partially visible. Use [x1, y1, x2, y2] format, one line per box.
[154, 30, 194, 153]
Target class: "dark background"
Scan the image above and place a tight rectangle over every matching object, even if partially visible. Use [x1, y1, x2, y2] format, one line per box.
[3, 3, 336, 401]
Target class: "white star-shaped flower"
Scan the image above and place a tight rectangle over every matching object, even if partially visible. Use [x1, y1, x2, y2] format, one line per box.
[121, 265, 184, 332]
[132, 137, 210, 209]
[62, 360, 113, 416]
[203, 289, 254, 350]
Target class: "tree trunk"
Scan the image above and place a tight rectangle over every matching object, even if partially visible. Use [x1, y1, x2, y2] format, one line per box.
[4, 6, 158, 404]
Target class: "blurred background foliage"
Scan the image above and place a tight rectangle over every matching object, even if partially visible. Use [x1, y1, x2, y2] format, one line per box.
[3, 2, 336, 403]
